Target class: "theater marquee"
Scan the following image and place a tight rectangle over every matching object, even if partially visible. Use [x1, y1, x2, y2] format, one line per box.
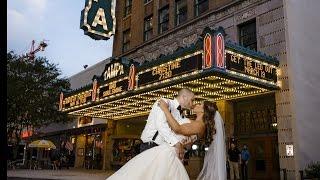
[225, 50, 277, 82]
[59, 27, 279, 118]
[138, 52, 203, 87]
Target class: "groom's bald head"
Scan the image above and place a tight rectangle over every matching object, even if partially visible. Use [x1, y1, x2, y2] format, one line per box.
[177, 88, 194, 109]
[177, 88, 193, 97]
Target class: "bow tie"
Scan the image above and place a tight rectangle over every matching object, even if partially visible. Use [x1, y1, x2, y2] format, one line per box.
[177, 105, 185, 118]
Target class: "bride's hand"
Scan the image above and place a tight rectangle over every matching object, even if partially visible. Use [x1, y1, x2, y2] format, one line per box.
[213, 128, 216, 135]
[158, 99, 169, 112]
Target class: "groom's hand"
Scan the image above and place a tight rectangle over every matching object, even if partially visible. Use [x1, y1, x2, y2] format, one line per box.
[158, 99, 170, 112]
[174, 142, 184, 160]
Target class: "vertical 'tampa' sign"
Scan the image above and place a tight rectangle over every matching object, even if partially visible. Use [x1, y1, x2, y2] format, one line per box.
[80, 0, 116, 40]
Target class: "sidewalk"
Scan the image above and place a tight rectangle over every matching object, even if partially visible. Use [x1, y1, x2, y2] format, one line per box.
[7, 168, 115, 180]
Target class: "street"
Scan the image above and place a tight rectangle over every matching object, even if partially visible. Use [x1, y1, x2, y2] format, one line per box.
[7, 169, 115, 180]
[8, 178, 53, 180]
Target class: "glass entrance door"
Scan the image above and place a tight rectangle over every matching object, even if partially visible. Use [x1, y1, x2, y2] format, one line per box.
[233, 94, 280, 179]
[84, 134, 103, 169]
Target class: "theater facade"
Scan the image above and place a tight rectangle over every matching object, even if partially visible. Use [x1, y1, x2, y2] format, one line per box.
[36, 0, 311, 179]
[60, 24, 281, 178]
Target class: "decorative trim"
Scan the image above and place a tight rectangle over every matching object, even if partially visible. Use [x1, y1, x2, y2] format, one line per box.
[124, 0, 266, 62]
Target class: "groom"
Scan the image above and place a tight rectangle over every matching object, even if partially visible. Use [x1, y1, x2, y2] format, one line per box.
[140, 88, 195, 160]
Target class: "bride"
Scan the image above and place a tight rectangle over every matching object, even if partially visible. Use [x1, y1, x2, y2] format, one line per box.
[107, 100, 225, 180]
[158, 99, 227, 180]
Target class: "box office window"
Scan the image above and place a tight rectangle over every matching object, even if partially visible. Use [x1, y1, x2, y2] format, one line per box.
[144, 16, 153, 41]
[239, 20, 257, 51]
[158, 6, 169, 34]
[195, 0, 208, 17]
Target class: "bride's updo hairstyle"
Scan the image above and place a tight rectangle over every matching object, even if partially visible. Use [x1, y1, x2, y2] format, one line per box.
[203, 101, 218, 145]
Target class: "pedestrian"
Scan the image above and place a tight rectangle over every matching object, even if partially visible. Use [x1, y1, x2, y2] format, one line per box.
[241, 144, 250, 180]
[228, 142, 241, 180]
[50, 150, 59, 170]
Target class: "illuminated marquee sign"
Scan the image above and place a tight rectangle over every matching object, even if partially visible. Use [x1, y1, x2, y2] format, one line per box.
[59, 92, 64, 110]
[63, 91, 92, 108]
[92, 79, 98, 101]
[103, 62, 124, 81]
[203, 33, 212, 69]
[60, 27, 279, 112]
[128, 64, 136, 90]
[202, 27, 225, 69]
[99, 79, 128, 98]
[80, 0, 116, 40]
[226, 51, 277, 82]
[215, 33, 225, 68]
[138, 53, 203, 87]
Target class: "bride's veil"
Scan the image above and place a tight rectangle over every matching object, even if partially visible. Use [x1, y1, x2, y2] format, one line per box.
[197, 111, 227, 180]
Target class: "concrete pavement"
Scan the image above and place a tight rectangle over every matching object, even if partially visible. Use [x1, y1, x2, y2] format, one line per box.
[7, 168, 198, 180]
[7, 169, 115, 180]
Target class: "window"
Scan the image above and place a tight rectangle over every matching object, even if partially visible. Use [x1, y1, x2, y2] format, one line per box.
[124, 0, 132, 17]
[158, 6, 169, 34]
[144, 0, 152, 4]
[122, 29, 131, 52]
[144, 16, 153, 41]
[175, 0, 187, 26]
[195, 0, 208, 16]
[239, 20, 257, 50]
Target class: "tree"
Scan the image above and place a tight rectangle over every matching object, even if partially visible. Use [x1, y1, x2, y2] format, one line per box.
[7, 51, 71, 159]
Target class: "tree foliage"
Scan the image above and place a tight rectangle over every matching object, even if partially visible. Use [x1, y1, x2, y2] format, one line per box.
[305, 161, 320, 178]
[7, 52, 71, 145]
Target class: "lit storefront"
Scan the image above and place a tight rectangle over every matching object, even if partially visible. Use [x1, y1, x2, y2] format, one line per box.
[25, 112, 108, 169]
[59, 27, 280, 176]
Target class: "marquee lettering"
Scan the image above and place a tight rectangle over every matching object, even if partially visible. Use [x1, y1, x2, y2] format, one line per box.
[152, 61, 181, 80]
[63, 91, 92, 107]
[103, 62, 124, 80]
[226, 52, 277, 82]
[80, 0, 116, 40]
[103, 81, 123, 97]
[92, 8, 109, 31]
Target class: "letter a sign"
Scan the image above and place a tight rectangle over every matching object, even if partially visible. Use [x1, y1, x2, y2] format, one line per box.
[80, 0, 116, 40]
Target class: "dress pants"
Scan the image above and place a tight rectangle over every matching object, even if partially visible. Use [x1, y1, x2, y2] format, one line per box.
[229, 161, 240, 180]
[241, 160, 248, 180]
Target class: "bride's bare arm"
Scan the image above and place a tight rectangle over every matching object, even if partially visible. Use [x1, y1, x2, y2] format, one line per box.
[158, 99, 204, 136]
[181, 135, 198, 149]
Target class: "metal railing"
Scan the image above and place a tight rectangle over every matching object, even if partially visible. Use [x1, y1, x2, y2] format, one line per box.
[281, 168, 287, 180]
[7, 159, 25, 170]
[280, 169, 319, 180]
[299, 170, 319, 180]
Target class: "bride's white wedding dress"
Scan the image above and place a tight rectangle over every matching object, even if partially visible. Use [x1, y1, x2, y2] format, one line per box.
[107, 143, 189, 180]
[197, 111, 227, 180]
